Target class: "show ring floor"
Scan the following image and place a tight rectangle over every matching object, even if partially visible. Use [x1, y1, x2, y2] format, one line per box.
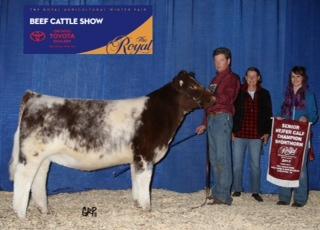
[1, 189, 320, 229]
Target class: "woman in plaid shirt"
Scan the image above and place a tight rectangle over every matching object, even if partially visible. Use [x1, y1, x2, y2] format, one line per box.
[232, 67, 273, 202]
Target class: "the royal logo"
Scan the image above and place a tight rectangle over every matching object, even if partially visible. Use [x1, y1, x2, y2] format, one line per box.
[278, 146, 297, 157]
[30, 31, 46, 42]
[106, 35, 153, 54]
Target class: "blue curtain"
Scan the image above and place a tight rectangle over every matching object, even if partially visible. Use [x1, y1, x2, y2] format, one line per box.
[1, 0, 319, 194]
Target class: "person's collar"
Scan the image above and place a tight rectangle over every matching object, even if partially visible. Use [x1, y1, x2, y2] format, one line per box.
[241, 83, 261, 92]
[216, 67, 231, 77]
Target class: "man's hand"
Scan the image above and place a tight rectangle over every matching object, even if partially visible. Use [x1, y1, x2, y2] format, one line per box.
[299, 116, 308, 122]
[261, 134, 269, 144]
[196, 125, 206, 135]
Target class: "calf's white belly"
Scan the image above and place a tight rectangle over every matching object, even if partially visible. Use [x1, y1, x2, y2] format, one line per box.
[48, 146, 134, 171]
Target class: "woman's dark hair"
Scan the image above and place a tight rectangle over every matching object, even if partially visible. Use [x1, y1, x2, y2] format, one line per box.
[290, 66, 308, 86]
[281, 66, 308, 117]
[245, 67, 262, 86]
[212, 47, 232, 60]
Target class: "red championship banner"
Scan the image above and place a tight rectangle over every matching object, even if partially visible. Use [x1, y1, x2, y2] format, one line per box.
[267, 118, 311, 187]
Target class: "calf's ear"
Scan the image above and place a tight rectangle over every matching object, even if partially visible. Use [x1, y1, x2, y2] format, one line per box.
[188, 72, 196, 79]
[177, 70, 188, 76]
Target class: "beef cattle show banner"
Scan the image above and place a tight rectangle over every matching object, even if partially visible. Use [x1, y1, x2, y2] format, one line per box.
[267, 118, 311, 187]
[24, 5, 153, 54]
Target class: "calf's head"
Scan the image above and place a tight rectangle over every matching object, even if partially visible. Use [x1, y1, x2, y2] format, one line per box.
[172, 71, 215, 110]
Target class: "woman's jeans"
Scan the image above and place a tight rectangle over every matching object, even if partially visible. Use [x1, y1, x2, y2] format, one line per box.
[207, 113, 233, 205]
[278, 151, 309, 205]
[232, 138, 263, 194]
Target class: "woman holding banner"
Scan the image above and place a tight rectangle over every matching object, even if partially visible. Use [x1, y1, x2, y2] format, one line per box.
[232, 67, 272, 202]
[276, 66, 318, 207]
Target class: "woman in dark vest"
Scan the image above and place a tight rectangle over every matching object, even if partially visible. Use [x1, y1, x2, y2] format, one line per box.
[232, 67, 272, 202]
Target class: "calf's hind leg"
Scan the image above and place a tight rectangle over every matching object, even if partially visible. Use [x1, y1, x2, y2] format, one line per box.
[31, 159, 51, 214]
[13, 159, 41, 218]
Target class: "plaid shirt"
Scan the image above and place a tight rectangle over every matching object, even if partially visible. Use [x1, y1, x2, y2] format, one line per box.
[234, 92, 260, 139]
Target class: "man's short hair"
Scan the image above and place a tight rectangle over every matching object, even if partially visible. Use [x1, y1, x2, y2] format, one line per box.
[212, 47, 232, 60]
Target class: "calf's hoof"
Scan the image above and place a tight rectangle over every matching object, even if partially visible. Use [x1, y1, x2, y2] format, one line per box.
[141, 204, 151, 212]
[14, 209, 27, 219]
[37, 206, 52, 215]
[133, 200, 141, 208]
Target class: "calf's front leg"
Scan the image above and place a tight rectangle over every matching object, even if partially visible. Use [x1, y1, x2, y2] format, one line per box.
[131, 159, 153, 211]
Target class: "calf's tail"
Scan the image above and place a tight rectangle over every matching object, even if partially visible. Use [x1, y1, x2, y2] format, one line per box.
[9, 91, 38, 181]
[9, 128, 20, 181]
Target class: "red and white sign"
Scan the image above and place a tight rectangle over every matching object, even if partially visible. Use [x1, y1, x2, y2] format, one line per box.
[267, 118, 311, 187]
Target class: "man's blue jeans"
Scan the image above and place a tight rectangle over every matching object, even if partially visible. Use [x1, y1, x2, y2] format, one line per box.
[207, 113, 233, 205]
[232, 138, 263, 194]
[278, 151, 309, 205]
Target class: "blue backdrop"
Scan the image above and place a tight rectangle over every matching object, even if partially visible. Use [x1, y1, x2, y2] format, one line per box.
[1, 0, 319, 194]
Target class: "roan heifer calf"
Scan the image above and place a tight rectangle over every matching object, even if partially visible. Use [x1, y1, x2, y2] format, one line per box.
[9, 71, 215, 218]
